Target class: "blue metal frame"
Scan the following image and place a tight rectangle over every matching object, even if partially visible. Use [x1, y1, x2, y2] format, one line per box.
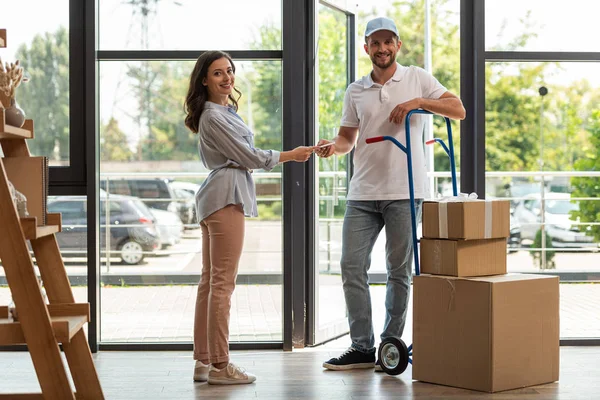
[367, 110, 457, 366]
[366, 109, 457, 279]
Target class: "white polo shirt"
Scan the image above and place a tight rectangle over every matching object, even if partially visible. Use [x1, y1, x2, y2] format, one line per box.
[341, 63, 447, 201]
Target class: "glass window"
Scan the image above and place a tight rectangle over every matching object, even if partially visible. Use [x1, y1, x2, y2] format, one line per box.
[485, 61, 600, 338]
[98, 0, 282, 51]
[0, 0, 70, 166]
[485, 62, 600, 173]
[48, 200, 86, 220]
[99, 59, 283, 343]
[486, 0, 600, 52]
[103, 180, 132, 196]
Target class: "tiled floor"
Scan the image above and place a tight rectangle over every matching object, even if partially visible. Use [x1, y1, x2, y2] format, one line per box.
[1, 282, 596, 342]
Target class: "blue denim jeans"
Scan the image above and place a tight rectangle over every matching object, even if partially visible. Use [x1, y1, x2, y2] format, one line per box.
[341, 199, 422, 354]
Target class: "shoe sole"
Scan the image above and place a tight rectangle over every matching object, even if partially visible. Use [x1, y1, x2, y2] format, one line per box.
[322, 362, 375, 371]
[208, 378, 256, 385]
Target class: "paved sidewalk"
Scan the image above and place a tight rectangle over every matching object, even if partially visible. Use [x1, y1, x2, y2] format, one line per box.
[1, 282, 597, 342]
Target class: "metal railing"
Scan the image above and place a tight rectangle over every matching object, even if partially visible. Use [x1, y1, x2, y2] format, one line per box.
[44, 170, 600, 273]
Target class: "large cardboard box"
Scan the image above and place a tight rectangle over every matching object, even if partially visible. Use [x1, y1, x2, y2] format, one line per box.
[420, 237, 507, 277]
[413, 274, 559, 393]
[423, 200, 511, 240]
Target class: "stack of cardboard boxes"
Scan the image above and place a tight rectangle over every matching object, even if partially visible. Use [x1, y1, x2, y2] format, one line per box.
[412, 199, 559, 393]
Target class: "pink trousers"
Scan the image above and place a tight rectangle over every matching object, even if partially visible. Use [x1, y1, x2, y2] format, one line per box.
[193, 204, 245, 364]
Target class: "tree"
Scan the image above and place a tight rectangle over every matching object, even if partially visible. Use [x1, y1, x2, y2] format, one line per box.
[571, 110, 600, 242]
[15, 27, 69, 161]
[121, 60, 198, 162]
[100, 118, 134, 162]
[531, 229, 556, 269]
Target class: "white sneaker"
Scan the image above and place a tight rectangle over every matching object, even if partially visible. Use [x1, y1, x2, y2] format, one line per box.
[208, 363, 256, 385]
[193, 361, 210, 382]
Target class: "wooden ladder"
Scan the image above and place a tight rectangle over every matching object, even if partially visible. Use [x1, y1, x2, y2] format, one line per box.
[0, 27, 104, 400]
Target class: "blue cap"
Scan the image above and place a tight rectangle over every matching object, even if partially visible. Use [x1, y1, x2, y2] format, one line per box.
[364, 17, 399, 38]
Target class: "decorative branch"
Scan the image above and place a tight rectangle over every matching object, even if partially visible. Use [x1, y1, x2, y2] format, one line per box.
[0, 57, 28, 99]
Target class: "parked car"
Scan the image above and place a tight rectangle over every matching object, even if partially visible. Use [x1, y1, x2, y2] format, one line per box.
[100, 178, 196, 226]
[48, 194, 161, 265]
[169, 180, 201, 197]
[150, 208, 183, 248]
[512, 192, 597, 249]
[169, 180, 201, 226]
[171, 187, 197, 227]
[507, 218, 522, 253]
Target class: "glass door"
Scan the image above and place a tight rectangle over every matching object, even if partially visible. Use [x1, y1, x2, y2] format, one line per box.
[310, 1, 355, 345]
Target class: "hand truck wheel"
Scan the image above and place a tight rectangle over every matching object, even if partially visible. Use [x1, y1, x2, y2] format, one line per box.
[377, 337, 409, 376]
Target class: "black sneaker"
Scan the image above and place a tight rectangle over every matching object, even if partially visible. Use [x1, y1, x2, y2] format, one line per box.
[323, 348, 375, 370]
[374, 359, 383, 372]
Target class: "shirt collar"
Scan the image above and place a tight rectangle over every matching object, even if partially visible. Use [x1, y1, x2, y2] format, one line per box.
[205, 101, 230, 110]
[363, 63, 406, 88]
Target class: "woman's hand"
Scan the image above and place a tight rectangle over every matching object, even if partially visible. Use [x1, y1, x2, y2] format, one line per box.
[291, 146, 316, 162]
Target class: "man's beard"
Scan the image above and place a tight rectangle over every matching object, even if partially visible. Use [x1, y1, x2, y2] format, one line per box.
[371, 53, 396, 69]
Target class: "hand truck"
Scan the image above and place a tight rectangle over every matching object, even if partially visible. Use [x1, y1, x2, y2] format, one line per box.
[365, 109, 457, 375]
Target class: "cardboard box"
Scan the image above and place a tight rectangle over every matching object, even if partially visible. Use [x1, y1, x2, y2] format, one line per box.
[420, 238, 507, 277]
[423, 200, 511, 240]
[413, 274, 559, 393]
[3, 156, 49, 225]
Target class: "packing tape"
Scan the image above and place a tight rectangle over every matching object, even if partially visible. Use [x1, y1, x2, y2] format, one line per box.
[437, 198, 495, 238]
[484, 200, 492, 238]
[446, 279, 456, 312]
[432, 241, 442, 274]
[438, 202, 448, 238]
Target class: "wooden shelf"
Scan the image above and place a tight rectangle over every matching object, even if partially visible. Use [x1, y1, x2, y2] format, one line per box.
[0, 30, 104, 395]
[0, 110, 34, 139]
[0, 303, 89, 345]
[20, 217, 61, 240]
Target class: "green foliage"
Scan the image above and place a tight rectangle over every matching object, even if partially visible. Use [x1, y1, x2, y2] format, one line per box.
[128, 61, 197, 161]
[100, 118, 134, 161]
[15, 27, 69, 161]
[530, 229, 556, 269]
[571, 111, 600, 242]
[249, 24, 283, 153]
[316, 7, 349, 174]
[257, 201, 282, 221]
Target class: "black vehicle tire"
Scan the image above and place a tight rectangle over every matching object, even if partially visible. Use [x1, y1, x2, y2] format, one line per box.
[377, 338, 409, 376]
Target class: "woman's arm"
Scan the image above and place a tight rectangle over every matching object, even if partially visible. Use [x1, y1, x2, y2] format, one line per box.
[202, 112, 280, 170]
[279, 147, 316, 163]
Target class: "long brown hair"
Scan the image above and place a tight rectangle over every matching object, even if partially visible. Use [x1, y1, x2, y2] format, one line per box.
[184, 51, 242, 134]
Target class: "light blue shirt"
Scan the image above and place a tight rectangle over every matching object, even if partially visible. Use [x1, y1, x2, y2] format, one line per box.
[195, 101, 280, 221]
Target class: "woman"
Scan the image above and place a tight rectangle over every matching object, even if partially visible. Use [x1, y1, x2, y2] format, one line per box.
[184, 51, 314, 385]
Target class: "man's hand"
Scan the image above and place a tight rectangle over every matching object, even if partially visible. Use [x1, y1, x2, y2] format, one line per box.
[314, 139, 336, 158]
[388, 98, 422, 125]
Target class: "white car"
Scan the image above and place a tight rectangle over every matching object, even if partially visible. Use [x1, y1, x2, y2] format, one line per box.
[512, 192, 597, 249]
[150, 208, 183, 249]
[169, 180, 201, 197]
